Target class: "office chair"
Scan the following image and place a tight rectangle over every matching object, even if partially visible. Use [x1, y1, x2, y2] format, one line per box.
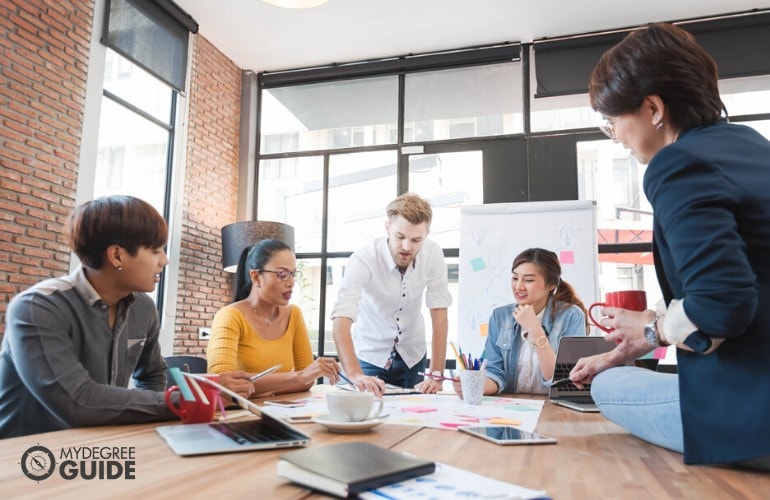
[164, 355, 208, 389]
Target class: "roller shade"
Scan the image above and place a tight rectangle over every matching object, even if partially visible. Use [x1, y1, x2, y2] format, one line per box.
[534, 10, 770, 98]
[260, 43, 521, 88]
[102, 0, 198, 92]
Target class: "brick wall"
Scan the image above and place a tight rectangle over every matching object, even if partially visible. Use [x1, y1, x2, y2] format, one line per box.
[0, 2, 242, 352]
[173, 35, 241, 355]
[0, 0, 93, 336]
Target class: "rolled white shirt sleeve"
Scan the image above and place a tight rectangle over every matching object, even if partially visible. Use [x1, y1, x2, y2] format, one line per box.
[660, 298, 724, 354]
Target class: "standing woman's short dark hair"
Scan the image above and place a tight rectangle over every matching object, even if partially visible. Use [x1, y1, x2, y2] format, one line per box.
[512, 248, 589, 335]
[66, 195, 168, 269]
[589, 23, 726, 132]
[233, 239, 292, 302]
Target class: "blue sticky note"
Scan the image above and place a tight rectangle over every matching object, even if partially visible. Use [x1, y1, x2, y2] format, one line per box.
[169, 367, 196, 401]
[470, 257, 486, 271]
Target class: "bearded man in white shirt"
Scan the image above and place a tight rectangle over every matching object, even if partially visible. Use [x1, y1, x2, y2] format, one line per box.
[331, 193, 452, 396]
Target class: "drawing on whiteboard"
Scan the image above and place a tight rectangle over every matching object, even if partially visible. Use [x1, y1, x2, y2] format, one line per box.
[559, 222, 575, 245]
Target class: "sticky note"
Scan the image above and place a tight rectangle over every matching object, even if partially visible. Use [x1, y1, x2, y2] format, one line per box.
[489, 417, 522, 425]
[470, 257, 486, 271]
[560, 250, 575, 264]
[439, 421, 467, 428]
[169, 367, 196, 401]
[479, 323, 489, 337]
[402, 406, 437, 413]
[504, 405, 537, 412]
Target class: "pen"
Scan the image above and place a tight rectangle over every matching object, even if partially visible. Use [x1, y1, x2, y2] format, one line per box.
[337, 371, 354, 386]
[417, 371, 455, 382]
[250, 364, 282, 382]
[551, 378, 573, 388]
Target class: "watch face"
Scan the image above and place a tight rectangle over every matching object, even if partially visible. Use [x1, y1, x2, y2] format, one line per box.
[644, 324, 657, 346]
[20, 445, 56, 481]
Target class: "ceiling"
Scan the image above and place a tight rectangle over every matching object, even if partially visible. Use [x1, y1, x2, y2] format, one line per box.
[173, 0, 770, 74]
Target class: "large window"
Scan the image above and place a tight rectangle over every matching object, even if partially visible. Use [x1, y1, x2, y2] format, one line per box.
[260, 76, 399, 154]
[404, 63, 523, 141]
[95, 48, 177, 307]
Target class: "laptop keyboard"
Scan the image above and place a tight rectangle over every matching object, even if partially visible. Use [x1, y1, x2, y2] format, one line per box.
[210, 419, 305, 445]
[554, 363, 591, 391]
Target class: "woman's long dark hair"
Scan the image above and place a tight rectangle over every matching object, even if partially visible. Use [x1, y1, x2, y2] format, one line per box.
[512, 248, 590, 335]
[233, 239, 291, 302]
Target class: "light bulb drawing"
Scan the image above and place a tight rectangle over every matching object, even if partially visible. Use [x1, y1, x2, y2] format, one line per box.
[560, 225, 574, 246]
[472, 227, 484, 247]
[467, 310, 479, 332]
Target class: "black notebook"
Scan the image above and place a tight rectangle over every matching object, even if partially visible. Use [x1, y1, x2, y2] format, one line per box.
[277, 442, 436, 498]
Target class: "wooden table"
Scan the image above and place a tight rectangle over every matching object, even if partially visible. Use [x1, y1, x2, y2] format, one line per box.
[2, 392, 768, 499]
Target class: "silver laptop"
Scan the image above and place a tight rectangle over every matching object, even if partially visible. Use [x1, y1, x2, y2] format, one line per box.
[156, 378, 310, 456]
[548, 336, 615, 413]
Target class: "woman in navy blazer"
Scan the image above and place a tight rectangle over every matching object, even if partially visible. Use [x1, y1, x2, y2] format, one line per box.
[571, 23, 770, 469]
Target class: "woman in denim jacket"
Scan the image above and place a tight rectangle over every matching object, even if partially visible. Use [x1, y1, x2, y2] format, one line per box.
[454, 248, 589, 398]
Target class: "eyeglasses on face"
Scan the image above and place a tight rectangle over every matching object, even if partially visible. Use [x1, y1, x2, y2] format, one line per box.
[257, 269, 302, 281]
[599, 116, 617, 141]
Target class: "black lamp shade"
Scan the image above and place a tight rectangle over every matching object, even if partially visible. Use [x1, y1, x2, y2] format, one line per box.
[221, 221, 295, 273]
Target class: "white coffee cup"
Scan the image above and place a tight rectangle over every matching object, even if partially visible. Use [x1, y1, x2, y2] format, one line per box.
[326, 391, 384, 422]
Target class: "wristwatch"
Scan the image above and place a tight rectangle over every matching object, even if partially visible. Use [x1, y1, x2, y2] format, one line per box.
[644, 314, 659, 347]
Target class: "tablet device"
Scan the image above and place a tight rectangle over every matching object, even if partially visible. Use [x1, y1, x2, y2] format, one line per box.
[458, 426, 557, 445]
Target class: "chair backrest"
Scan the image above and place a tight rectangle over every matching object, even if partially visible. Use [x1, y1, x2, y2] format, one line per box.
[164, 355, 208, 389]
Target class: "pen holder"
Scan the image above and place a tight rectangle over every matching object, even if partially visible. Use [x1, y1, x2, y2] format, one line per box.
[459, 370, 486, 405]
[166, 384, 220, 424]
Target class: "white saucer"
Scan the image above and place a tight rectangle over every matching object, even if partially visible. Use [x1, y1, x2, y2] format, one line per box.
[311, 414, 387, 433]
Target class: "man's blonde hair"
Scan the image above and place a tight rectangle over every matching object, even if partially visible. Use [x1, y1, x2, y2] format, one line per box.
[386, 192, 432, 227]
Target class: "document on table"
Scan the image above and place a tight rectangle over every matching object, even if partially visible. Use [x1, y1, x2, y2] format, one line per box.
[359, 462, 548, 500]
[264, 393, 544, 432]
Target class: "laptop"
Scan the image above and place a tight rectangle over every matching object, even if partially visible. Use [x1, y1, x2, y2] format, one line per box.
[548, 336, 615, 413]
[156, 377, 311, 456]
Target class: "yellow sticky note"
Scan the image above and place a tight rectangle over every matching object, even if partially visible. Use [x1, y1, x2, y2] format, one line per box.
[479, 323, 489, 337]
[488, 417, 521, 426]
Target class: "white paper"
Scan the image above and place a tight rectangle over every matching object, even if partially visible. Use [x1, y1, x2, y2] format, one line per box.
[359, 463, 548, 499]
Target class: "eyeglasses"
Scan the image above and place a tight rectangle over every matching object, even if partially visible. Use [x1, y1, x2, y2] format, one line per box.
[599, 116, 617, 141]
[257, 269, 302, 281]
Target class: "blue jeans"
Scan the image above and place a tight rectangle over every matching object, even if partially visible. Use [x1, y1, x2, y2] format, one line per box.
[590, 366, 684, 453]
[359, 352, 426, 388]
[592, 367, 770, 470]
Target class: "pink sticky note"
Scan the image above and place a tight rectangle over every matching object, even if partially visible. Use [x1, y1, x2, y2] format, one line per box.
[560, 250, 575, 264]
[402, 406, 437, 413]
[439, 421, 467, 428]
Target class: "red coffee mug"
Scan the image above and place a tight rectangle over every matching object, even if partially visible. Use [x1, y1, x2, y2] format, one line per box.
[588, 290, 647, 333]
[165, 382, 220, 424]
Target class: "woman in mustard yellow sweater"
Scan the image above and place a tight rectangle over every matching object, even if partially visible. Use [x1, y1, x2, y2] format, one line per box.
[207, 239, 341, 395]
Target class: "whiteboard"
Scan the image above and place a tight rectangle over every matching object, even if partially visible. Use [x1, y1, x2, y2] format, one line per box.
[457, 200, 599, 355]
